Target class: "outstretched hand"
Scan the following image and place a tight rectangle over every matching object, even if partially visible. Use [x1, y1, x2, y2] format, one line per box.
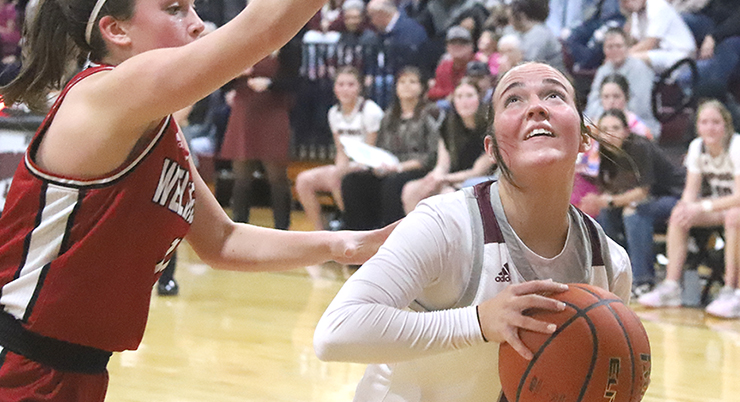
[331, 220, 401, 265]
[477, 280, 568, 360]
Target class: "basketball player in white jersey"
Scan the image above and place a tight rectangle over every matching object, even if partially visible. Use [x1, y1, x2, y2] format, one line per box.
[314, 62, 632, 402]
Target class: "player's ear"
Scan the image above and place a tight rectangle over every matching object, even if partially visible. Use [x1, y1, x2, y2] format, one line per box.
[579, 124, 594, 153]
[98, 15, 132, 48]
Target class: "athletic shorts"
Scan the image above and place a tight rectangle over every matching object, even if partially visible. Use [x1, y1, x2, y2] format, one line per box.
[0, 347, 108, 402]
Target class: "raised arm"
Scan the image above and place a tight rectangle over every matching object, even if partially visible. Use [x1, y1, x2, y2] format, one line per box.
[94, 0, 328, 136]
[185, 149, 397, 272]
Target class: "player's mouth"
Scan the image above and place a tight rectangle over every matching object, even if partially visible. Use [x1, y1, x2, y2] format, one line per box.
[524, 128, 555, 140]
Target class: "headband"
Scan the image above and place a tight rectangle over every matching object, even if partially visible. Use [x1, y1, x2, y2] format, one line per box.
[85, 0, 109, 45]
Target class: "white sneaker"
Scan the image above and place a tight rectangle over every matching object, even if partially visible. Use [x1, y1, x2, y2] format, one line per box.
[638, 281, 682, 307]
[706, 287, 740, 319]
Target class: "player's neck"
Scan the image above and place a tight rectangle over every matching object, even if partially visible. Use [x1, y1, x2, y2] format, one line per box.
[498, 178, 571, 258]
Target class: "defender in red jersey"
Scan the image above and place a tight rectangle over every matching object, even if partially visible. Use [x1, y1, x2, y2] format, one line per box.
[0, 0, 396, 400]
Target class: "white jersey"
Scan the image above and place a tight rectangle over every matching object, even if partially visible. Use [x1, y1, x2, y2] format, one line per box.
[628, 0, 695, 55]
[327, 98, 384, 143]
[314, 181, 632, 402]
[685, 134, 740, 198]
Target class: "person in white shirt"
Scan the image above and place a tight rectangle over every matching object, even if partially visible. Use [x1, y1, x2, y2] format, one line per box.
[621, 0, 696, 73]
[314, 62, 632, 402]
[639, 99, 740, 319]
[296, 66, 385, 233]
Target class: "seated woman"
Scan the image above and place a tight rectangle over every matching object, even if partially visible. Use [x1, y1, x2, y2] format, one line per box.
[579, 109, 684, 296]
[639, 100, 740, 319]
[401, 78, 495, 214]
[341, 67, 441, 231]
[295, 66, 384, 232]
[572, 73, 656, 215]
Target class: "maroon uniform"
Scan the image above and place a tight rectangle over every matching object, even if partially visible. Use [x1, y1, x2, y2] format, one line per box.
[0, 65, 194, 390]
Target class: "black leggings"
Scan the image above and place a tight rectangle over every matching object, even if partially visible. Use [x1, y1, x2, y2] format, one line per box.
[231, 160, 291, 230]
[341, 169, 426, 230]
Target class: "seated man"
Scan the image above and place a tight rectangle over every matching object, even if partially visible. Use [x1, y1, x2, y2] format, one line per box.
[621, 0, 695, 73]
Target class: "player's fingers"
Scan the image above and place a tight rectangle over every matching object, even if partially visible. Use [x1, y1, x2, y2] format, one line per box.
[515, 315, 558, 336]
[515, 293, 567, 313]
[503, 331, 534, 361]
[510, 280, 568, 296]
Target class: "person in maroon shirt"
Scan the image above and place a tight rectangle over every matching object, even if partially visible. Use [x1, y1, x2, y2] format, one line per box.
[427, 26, 476, 102]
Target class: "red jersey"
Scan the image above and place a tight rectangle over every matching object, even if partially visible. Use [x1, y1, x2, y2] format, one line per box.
[0, 65, 194, 352]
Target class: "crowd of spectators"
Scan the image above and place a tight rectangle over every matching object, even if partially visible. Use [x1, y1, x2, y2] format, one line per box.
[3, 0, 740, 314]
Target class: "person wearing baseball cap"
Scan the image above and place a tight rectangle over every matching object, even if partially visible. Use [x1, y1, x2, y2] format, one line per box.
[428, 26, 476, 102]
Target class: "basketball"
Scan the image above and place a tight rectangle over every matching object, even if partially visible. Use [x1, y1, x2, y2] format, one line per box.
[498, 283, 651, 402]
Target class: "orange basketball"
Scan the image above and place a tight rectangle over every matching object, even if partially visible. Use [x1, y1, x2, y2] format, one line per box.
[498, 283, 651, 402]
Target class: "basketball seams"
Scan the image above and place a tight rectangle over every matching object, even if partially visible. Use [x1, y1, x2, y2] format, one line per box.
[516, 299, 600, 402]
[502, 285, 650, 402]
[604, 302, 640, 402]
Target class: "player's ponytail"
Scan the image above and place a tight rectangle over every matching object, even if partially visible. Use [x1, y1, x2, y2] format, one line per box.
[1, 0, 79, 111]
[0, 0, 134, 112]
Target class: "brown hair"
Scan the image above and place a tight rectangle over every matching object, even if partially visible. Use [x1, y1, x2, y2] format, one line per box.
[1, 0, 135, 111]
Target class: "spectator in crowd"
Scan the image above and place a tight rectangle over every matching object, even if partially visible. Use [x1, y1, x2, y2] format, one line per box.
[678, 0, 740, 110]
[306, 0, 346, 32]
[427, 26, 477, 102]
[465, 60, 494, 104]
[475, 28, 501, 77]
[572, 73, 657, 216]
[362, 0, 428, 107]
[447, 1, 491, 46]
[220, 37, 302, 231]
[620, 0, 696, 73]
[560, 1, 625, 73]
[402, 78, 494, 213]
[584, 27, 660, 137]
[416, 0, 487, 77]
[639, 100, 740, 318]
[506, 0, 565, 71]
[496, 33, 524, 77]
[595, 74, 656, 139]
[341, 67, 441, 231]
[0, 0, 20, 85]
[295, 66, 384, 232]
[400, 0, 430, 20]
[547, 0, 622, 37]
[333, 0, 374, 73]
[335, 0, 373, 47]
[580, 109, 684, 297]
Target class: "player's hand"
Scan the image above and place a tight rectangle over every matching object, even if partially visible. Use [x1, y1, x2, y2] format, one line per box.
[331, 220, 400, 265]
[477, 280, 568, 360]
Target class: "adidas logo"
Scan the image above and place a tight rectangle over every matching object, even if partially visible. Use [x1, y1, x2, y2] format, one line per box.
[495, 264, 511, 283]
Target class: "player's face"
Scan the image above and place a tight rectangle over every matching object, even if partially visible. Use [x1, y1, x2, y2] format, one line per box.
[453, 83, 480, 119]
[598, 115, 629, 148]
[124, 0, 204, 54]
[395, 72, 422, 102]
[491, 63, 585, 173]
[600, 83, 627, 111]
[696, 106, 728, 149]
[334, 73, 362, 106]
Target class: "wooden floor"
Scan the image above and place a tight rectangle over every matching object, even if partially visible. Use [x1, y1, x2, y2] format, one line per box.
[105, 208, 740, 402]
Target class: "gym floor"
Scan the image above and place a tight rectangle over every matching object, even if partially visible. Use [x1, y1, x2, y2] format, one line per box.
[105, 207, 740, 402]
